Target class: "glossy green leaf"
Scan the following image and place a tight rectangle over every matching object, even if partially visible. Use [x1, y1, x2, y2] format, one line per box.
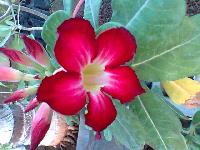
[131, 92, 188, 150]
[41, 10, 69, 55]
[84, 0, 102, 29]
[107, 101, 145, 150]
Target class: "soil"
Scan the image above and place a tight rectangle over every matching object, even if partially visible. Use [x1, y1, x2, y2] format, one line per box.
[187, 0, 200, 16]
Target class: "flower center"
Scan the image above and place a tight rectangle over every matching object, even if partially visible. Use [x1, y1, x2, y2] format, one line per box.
[82, 63, 105, 92]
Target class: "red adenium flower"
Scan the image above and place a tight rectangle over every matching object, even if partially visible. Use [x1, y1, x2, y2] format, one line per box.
[30, 103, 53, 150]
[37, 18, 144, 134]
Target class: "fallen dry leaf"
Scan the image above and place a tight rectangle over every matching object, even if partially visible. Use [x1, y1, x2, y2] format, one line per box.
[161, 78, 200, 108]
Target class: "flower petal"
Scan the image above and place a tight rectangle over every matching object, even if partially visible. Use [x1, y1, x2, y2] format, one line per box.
[55, 18, 97, 73]
[37, 71, 86, 115]
[25, 98, 40, 113]
[0, 47, 35, 67]
[21, 35, 50, 66]
[0, 67, 37, 82]
[85, 91, 117, 132]
[4, 86, 38, 103]
[30, 103, 53, 150]
[95, 28, 136, 67]
[102, 66, 144, 103]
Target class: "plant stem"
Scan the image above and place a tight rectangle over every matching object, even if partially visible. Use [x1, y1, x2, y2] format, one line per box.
[72, 0, 85, 18]
[0, 6, 11, 20]
[0, 1, 48, 20]
[12, 4, 48, 20]
[16, 25, 43, 31]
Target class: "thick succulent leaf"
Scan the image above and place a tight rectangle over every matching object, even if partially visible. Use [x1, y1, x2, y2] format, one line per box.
[0, 25, 12, 47]
[131, 92, 188, 150]
[84, 0, 102, 29]
[132, 15, 200, 81]
[111, 0, 200, 81]
[112, 0, 185, 27]
[106, 101, 145, 150]
[41, 10, 69, 55]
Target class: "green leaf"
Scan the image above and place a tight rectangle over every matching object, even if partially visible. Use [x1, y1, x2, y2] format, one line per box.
[0, 15, 12, 24]
[63, 0, 72, 15]
[0, 144, 12, 150]
[103, 129, 112, 142]
[9, 34, 24, 50]
[84, 0, 102, 29]
[17, 80, 25, 90]
[41, 10, 69, 55]
[96, 21, 122, 35]
[152, 85, 190, 120]
[190, 135, 200, 146]
[0, 25, 11, 37]
[131, 92, 188, 150]
[107, 101, 146, 150]
[192, 111, 200, 126]
[0, 82, 7, 87]
[65, 115, 79, 126]
[0, 25, 12, 47]
[112, 0, 194, 81]
[185, 135, 200, 150]
[132, 15, 200, 81]
[0, 53, 9, 66]
[112, 0, 185, 27]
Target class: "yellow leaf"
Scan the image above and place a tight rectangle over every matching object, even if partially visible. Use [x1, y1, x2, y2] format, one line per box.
[161, 78, 200, 107]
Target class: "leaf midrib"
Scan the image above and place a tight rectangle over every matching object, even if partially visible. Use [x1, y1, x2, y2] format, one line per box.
[115, 116, 140, 149]
[132, 33, 200, 68]
[126, 0, 150, 27]
[138, 96, 168, 150]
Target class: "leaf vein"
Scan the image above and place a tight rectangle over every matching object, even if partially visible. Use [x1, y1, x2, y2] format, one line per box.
[132, 33, 200, 67]
[138, 96, 168, 150]
[126, 0, 150, 27]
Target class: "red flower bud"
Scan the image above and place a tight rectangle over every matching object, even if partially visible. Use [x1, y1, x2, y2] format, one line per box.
[21, 35, 50, 66]
[30, 103, 53, 150]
